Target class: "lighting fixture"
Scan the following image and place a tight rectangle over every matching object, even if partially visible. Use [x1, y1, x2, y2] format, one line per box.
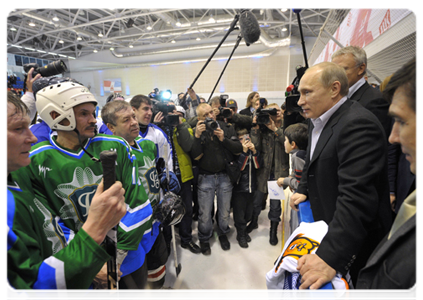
[129, 45, 134, 48]
[59, 39, 64, 44]
[98, 32, 103, 37]
[171, 40, 176, 43]
[282, 27, 287, 31]
[28, 21, 35, 27]
[10, 27, 17, 31]
[196, 37, 201, 41]
[76, 36, 82, 41]
[176, 19, 181, 27]
[209, 15, 215, 23]
[109, 47, 114, 50]
[52, 15, 59, 22]
[93, 49, 98, 53]
[147, 24, 152, 30]
[281, 9, 288, 12]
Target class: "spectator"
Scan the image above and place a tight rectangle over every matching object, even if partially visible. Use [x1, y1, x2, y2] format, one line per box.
[232, 129, 262, 248]
[96, 93, 125, 135]
[7, 91, 127, 289]
[277, 123, 308, 191]
[290, 62, 392, 289]
[191, 103, 243, 255]
[12, 78, 154, 289]
[249, 103, 289, 245]
[357, 57, 416, 289]
[239, 92, 260, 116]
[331, 46, 391, 139]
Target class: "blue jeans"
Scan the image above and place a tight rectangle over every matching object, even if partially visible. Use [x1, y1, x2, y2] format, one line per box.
[197, 172, 233, 242]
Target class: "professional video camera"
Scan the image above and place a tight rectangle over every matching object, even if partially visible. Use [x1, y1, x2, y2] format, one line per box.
[283, 65, 307, 130]
[149, 88, 179, 126]
[255, 98, 277, 125]
[217, 94, 232, 119]
[23, 59, 68, 78]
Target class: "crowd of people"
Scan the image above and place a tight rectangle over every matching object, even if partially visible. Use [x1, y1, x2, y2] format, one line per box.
[7, 45, 415, 290]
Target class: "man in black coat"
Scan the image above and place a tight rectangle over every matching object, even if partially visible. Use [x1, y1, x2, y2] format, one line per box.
[356, 57, 416, 289]
[290, 62, 392, 289]
[331, 46, 391, 139]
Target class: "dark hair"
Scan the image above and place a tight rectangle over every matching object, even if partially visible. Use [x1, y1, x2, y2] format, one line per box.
[7, 91, 29, 117]
[383, 57, 415, 112]
[130, 94, 152, 109]
[101, 100, 132, 126]
[236, 128, 248, 136]
[284, 123, 308, 151]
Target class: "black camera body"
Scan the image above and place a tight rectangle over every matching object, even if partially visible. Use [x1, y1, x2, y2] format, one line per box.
[218, 106, 232, 118]
[23, 60, 68, 78]
[256, 107, 277, 125]
[149, 88, 179, 126]
[204, 117, 218, 132]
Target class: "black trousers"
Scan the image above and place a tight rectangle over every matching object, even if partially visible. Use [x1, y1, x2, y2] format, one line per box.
[232, 191, 254, 232]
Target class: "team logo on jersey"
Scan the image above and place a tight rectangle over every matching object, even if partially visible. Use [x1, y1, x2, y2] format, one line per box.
[54, 167, 102, 228]
[33, 198, 67, 254]
[138, 156, 160, 207]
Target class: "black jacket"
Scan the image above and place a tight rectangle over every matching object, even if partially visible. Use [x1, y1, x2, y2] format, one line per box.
[233, 150, 262, 193]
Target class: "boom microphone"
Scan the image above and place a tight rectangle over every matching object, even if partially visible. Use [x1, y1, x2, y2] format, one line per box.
[239, 10, 261, 46]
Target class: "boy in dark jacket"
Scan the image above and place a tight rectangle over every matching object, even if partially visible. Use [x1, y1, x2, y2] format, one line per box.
[232, 129, 263, 248]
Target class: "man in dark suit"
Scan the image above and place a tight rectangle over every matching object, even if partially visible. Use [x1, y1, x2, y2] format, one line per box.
[290, 62, 392, 289]
[357, 57, 416, 289]
[331, 46, 391, 138]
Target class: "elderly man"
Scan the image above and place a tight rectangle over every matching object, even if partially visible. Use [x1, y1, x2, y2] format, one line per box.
[356, 57, 416, 289]
[290, 62, 392, 289]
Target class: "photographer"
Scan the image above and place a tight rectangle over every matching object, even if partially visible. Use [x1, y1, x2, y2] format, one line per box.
[249, 102, 289, 246]
[191, 103, 242, 255]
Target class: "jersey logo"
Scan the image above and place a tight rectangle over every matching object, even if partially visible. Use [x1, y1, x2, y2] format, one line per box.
[54, 167, 102, 228]
[39, 165, 53, 177]
[138, 156, 160, 207]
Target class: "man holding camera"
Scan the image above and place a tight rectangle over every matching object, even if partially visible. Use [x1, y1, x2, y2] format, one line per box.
[250, 102, 289, 246]
[191, 103, 243, 255]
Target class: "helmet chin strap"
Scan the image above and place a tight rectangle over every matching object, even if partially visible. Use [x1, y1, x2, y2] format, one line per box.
[74, 128, 100, 162]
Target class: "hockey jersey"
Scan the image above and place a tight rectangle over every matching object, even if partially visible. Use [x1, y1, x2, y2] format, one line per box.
[7, 174, 109, 289]
[12, 133, 153, 254]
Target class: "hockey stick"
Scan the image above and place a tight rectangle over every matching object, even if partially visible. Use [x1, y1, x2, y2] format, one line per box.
[100, 150, 119, 289]
[163, 147, 182, 277]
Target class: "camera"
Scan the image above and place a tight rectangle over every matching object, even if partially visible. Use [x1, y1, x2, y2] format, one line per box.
[23, 60, 68, 78]
[216, 94, 232, 119]
[283, 65, 307, 130]
[149, 88, 179, 126]
[204, 117, 218, 132]
[254, 98, 277, 125]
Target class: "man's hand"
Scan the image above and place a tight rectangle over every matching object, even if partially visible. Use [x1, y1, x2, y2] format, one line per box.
[153, 111, 164, 123]
[297, 254, 336, 290]
[93, 262, 123, 289]
[26, 68, 42, 93]
[290, 192, 307, 211]
[277, 177, 285, 187]
[195, 120, 206, 138]
[82, 180, 126, 245]
[187, 88, 197, 100]
[265, 118, 277, 132]
[214, 128, 225, 142]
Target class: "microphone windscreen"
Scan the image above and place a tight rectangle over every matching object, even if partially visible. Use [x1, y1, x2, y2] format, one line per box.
[239, 11, 261, 46]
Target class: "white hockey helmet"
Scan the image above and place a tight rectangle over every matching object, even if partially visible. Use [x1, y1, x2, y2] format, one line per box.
[35, 81, 97, 131]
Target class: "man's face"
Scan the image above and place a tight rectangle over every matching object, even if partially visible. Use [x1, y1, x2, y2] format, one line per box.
[109, 107, 139, 144]
[7, 103, 38, 173]
[297, 68, 335, 119]
[388, 86, 416, 174]
[74, 103, 97, 140]
[133, 102, 153, 126]
[332, 53, 366, 88]
[253, 99, 261, 110]
[197, 104, 216, 121]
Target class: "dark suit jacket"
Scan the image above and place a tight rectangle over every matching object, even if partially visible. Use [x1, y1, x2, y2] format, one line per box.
[239, 107, 253, 117]
[296, 100, 393, 282]
[350, 81, 391, 139]
[356, 208, 415, 289]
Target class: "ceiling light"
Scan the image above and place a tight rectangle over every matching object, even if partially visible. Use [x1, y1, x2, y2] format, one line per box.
[282, 27, 287, 31]
[10, 27, 17, 31]
[109, 47, 114, 50]
[209, 15, 215, 23]
[98, 32, 103, 37]
[171, 40, 176, 43]
[281, 9, 288, 12]
[29, 21, 35, 27]
[147, 24, 152, 30]
[93, 49, 98, 53]
[129, 45, 133, 48]
[76, 36, 82, 41]
[59, 39, 64, 44]
[52, 15, 59, 22]
[196, 37, 201, 41]
[176, 20, 181, 27]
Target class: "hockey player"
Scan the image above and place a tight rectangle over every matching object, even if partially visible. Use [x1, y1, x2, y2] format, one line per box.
[7, 91, 126, 289]
[101, 100, 181, 288]
[11, 77, 153, 289]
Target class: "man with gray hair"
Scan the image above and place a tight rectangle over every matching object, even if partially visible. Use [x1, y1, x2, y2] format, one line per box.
[290, 62, 392, 289]
[331, 46, 391, 138]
